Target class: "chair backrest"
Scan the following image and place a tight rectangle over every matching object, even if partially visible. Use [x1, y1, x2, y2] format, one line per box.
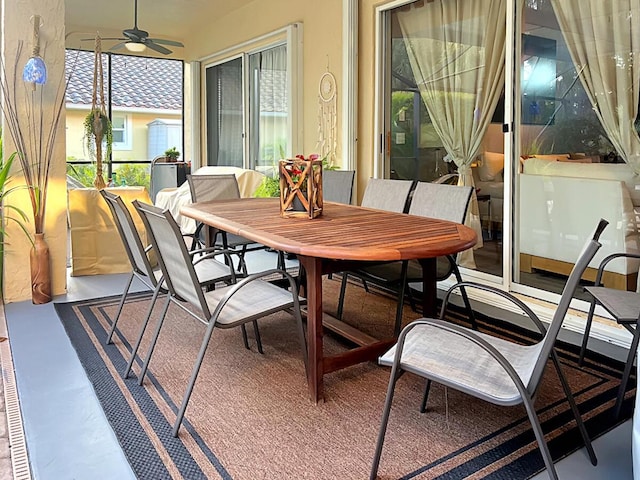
[360, 178, 414, 213]
[529, 218, 608, 391]
[408, 182, 473, 224]
[323, 170, 355, 204]
[133, 201, 210, 317]
[187, 174, 241, 203]
[100, 190, 156, 283]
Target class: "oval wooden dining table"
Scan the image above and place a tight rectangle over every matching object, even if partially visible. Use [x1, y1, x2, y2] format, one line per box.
[181, 198, 477, 403]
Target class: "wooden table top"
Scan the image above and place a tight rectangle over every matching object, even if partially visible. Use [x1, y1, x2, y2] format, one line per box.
[181, 198, 477, 262]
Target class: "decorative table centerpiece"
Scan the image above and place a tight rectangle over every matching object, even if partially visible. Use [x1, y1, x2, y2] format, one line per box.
[279, 154, 323, 219]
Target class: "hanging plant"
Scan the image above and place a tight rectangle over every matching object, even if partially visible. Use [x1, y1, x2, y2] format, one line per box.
[83, 35, 112, 189]
[83, 108, 112, 172]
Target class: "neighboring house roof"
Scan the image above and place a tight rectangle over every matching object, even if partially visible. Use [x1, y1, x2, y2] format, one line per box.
[65, 49, 183, 110]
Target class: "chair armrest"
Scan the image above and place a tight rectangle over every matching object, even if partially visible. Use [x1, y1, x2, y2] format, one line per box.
[440, 281, 547, 337]
[594, 252, 640, 285]
[190, 247, 238, 278]
[392, 318, 530, 396]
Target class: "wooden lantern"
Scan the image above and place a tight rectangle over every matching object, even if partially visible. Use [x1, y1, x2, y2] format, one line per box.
[279, 158, 323, 219]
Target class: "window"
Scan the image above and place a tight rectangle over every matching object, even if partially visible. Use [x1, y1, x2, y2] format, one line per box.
[203, 24, 301, 173]
[111, 113, 132, 150]
[65, 49, 184, 189]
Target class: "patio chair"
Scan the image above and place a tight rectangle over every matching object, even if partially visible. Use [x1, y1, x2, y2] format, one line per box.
[335, 178, 414, 317]
[323, 169, 355, 204]
[132, 200, 308, 437]
[187, 174, 266, 275]
[578, 251, 640, 419]
[336, 181, 474, 335]
[370, 219, 608, 480]
[100, 190, 238, 346]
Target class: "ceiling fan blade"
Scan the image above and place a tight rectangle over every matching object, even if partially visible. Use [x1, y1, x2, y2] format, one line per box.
[144, 41, 172, 55]
[147, 38, 184, 47]
[110, 41, 128, 51]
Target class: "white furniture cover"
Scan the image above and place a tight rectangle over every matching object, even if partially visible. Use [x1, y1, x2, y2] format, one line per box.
[154, 166, 265, 234]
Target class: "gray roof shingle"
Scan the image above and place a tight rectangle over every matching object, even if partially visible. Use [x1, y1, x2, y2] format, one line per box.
[65, 49, 182, 110]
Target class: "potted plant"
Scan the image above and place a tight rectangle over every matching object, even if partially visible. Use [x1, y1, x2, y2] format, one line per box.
[164, 147, 180, 162]
[84, 108, 112, 189]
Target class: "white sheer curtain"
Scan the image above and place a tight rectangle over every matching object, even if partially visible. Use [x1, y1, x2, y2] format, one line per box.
[551, 0, 640, 173]
[397, 0, 506, 266]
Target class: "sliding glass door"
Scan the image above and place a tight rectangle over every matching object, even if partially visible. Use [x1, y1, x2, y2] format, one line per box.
[204, 43, 289, 173]
[383, 0, 507, 279]
[205, 57, 243, 167]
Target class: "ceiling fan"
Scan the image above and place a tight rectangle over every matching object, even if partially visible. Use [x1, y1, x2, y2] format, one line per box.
[109, 0, 184, 55]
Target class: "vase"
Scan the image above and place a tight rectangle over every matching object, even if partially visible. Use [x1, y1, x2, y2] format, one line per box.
[30, 233, 52, 304]
[292, 193, 307, 211]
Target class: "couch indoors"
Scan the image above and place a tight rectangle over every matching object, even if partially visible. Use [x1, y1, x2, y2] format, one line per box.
[472, 152, 612, 238]
[519, 158, 640, 290]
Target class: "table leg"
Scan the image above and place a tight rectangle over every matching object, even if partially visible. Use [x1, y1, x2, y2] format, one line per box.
[418, 257, 437, 317]
[298, 255, 324, 403]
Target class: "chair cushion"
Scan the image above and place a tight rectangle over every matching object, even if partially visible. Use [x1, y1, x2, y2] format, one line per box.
[379, 322, 543, 405]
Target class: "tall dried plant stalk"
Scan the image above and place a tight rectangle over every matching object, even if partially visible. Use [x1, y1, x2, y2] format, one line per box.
[0, 42, 74, 235]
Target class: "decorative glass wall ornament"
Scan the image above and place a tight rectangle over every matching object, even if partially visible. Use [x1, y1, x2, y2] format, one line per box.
[22, 15, 47, 87]
[316, 70, 338, 167]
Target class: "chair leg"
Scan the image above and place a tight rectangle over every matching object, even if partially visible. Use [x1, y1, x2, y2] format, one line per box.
[292, 302, 308, 375]
[394, 261, 409, 337]
[521, 392, 560, 480]
[419, 380, 432, 413]
[451, 260, 477, 330]
[578, 298, 598, 366]
[106, 272, 135, 344]
[173, 320, 218, 437]
[241, 324, 250, 349]
[614, 325, 640, 419]
[337, 273, 349, 320]
[551, 350, 598, 465]
[137, 295, 173, 385]
[124, 284, 165, 379]
[370, 368, 404, 480]
[253, 320, 264, 354]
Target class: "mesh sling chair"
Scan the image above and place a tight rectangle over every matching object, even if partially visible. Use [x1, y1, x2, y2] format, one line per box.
[187, 173, 266, 275]
[578, 251, 640, 419]
[370, 219, 608, 480]
[132, 200, 308, 437]
[323, 169, 356, 204]
[337, 181, 475, 335]
[335, 178, 415, 318]
[100, 190, 238, 346]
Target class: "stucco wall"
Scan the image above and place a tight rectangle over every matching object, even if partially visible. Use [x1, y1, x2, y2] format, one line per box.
[66, 109, 182, 161]
[1, 0, 68, 302]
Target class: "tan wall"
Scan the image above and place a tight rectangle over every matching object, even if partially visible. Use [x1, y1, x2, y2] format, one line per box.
[2, 0, 68, 302]
[66, 109, 182, 161]
[182, 0, 344, 170]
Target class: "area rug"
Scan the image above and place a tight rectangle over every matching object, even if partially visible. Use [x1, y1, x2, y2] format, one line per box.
[55, 278, 635, 479]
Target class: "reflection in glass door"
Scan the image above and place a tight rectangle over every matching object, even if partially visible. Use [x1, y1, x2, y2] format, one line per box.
[515, 1, 640, 300]
[385, 0, 506, 279]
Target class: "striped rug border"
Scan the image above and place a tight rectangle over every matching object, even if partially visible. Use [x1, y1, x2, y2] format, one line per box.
[55, 293, 230, 480]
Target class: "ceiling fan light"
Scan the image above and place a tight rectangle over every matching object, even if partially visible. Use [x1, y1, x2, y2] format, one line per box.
[125, 42, 146, 53]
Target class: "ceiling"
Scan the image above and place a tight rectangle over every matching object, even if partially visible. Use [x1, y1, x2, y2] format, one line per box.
[64, 0, 255, 55]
